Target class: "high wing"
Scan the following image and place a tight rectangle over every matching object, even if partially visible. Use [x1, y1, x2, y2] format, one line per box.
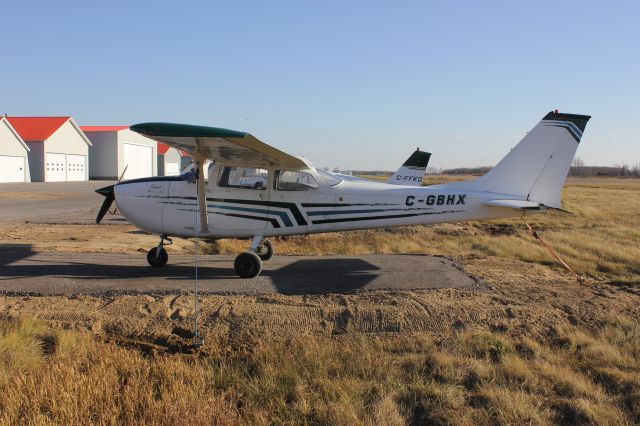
[129, 122, 308, 169]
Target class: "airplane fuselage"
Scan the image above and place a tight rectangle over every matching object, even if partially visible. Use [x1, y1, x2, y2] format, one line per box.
[114, 165, 524, 240]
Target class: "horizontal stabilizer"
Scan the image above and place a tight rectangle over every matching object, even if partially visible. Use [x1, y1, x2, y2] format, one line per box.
[484, 199, 544, 210]
[484, 199, 573, 214]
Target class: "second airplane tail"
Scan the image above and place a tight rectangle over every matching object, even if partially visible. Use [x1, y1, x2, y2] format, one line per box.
[388, 149, 431, 186]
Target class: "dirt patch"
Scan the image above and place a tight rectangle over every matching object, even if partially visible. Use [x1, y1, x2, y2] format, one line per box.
[1, 256, 637, 354]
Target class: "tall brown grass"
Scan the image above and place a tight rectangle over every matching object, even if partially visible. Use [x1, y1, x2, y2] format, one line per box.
[2, 316, 638, 425]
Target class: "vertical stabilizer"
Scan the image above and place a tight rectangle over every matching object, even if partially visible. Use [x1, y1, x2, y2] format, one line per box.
[388, 149, 431, 186]
[435, 111, 591, 208]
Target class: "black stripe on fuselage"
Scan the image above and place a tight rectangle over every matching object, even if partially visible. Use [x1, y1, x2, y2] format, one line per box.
[216, 212, 281, 228]
[173, 207, 282, 229]
[311, 210, 463, 225]
[117, 176, 183, 185]
[177, 196, 308, 226]
[301, 202, 401, 208]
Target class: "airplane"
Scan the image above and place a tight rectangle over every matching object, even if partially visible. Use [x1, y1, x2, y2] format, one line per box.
[95, 110, 590, 278]
[331, 148, 431, 186]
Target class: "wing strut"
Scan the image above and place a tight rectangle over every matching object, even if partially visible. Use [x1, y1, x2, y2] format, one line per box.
[194, 158, 208, 234]
[193, 156, 207, 346]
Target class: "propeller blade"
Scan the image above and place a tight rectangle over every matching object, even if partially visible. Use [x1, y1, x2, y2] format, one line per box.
[96, 185, 115, 224]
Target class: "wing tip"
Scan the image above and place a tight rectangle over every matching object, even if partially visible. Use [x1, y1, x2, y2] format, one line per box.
[130, 122, 249, 139]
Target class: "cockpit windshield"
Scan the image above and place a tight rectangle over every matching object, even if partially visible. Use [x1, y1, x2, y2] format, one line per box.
[316, 169, 343, 186]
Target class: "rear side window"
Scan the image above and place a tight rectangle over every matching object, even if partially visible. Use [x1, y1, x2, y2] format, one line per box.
[218, 166, 268, 190]
[276, 170, 319, 191]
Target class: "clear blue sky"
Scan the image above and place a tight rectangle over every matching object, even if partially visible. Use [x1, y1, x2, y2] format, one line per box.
[2, 1, 638, 169]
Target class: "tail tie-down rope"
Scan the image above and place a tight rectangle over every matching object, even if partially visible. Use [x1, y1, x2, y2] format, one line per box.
[521, 219, 584, 284]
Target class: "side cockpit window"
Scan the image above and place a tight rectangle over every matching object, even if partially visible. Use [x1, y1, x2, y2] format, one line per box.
[276, 170, 319, 191]
[181, 161, 214, 183]
[218, 166, 269, 190]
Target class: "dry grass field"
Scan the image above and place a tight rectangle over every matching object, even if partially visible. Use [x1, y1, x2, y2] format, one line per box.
[1, 315, 639, 424]
[1, 176, 639, 424]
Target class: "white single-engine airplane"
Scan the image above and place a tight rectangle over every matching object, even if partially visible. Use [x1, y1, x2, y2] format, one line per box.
[96, 111, 590, 278]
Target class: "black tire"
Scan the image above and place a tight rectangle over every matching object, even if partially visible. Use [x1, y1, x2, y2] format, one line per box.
[147, 247, 168, 267]
[234, 251, 263, 278]
[256, 239, 274, 261]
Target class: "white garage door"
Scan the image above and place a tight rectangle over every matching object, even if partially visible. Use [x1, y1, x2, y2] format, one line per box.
[0, 156, 25, 183]
[164, 161, 180, 176]
[67, 154, 86, 181]
[123, 143, 153, 180]
[46, 153, 67, 182]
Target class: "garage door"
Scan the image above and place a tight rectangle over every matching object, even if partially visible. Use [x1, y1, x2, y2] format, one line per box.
[123, 143, 153, 180]
[0, 156, 25, 183]
[164, 161, 180, 176]
[67, 154, 86, 181]
[46, 153, 67, 182]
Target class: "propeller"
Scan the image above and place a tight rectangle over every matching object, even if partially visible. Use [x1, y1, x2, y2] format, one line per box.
[95, 166, 128, 224]
[96, 185, 115, 224]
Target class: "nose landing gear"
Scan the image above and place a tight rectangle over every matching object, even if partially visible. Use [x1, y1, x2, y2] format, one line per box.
[256, 239, 274, 261]
[147, 235, 172, 267]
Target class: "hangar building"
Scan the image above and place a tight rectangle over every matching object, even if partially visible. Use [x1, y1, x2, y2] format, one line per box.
[0, 117, 31, 183]
[157, 142, 190, 176]
[6, 117, 91, 182]
[81, 126, 157, 180]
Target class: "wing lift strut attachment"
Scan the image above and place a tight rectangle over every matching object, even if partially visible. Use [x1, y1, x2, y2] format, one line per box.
[521, 219, 584, 284]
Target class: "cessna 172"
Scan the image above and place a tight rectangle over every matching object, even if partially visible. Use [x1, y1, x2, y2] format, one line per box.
[96, 111, 590, 278]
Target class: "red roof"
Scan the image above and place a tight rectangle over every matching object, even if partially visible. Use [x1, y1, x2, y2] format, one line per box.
[80, 125, 129, 132]
[158, 142, 190, 157]
[157, 142, 171, 155]
[5, 117, 70, 141]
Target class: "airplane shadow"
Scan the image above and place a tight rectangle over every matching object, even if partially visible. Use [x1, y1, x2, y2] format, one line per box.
[0, 248, 380, 295]
[0, 244, 34, 266]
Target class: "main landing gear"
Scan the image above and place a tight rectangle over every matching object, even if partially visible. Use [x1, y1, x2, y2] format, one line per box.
[145, 234, 273, 279]
[233, 236, 274, 278]
[147, 235, 172, 267]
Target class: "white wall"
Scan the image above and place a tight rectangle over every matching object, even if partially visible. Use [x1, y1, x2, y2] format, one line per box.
[46, 120, 91, 180]
[158, 147, 182, 176]
[0, 120, 30, 182]
[46, 120, 90, 156]
[117, 129, 157, 177]
[86, 131, 118, 179]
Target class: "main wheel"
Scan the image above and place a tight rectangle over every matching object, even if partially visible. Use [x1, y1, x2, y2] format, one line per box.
[256, 239, 274, 261]
[147, 247, 168, 267]
[234, 251, 263, 278]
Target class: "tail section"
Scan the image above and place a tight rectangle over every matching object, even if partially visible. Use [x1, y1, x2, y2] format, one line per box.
[388, 148, 431, 186]
[436, 111, 591, 208]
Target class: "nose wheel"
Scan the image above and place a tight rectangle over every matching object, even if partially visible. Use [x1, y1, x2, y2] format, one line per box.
[147, 235, 172, 267]
[256, 239, 274, 261]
